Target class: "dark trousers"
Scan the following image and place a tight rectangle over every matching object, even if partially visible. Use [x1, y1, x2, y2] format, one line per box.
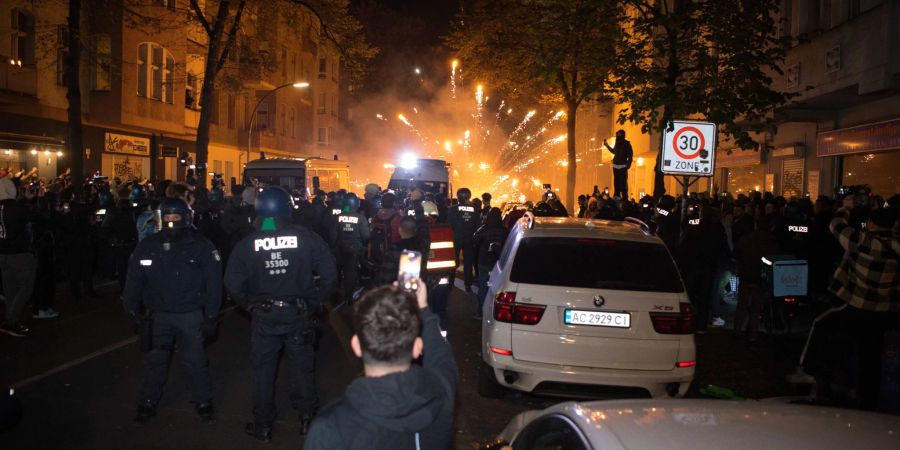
[0, 253, 37, 327]
[31, 247, 55, 311]
[429, 283, 451, 331]
[476, 265, 491, 317]
[140, 310, 211, 405]
[114, 243, 136, 292]
[684, 270, 714, 331]
[452, 241, 475, 288]
[67, 247, 95, 300]
[613, 167, 628, 199]
[338, 247, 361, 304]
[251, 305, 317, 426]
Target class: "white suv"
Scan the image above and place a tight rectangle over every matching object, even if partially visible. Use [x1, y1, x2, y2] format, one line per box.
[480, 215, 695, 398]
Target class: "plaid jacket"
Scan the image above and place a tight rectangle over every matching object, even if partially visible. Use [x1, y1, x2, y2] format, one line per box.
[829, 209, 899, 312]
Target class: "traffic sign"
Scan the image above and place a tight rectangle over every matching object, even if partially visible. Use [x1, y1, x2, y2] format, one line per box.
[660, 120, 717, 176]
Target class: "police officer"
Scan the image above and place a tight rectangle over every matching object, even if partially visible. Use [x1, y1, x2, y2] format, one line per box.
[333, 192, 369, 305]
[448, 187, 479, 292]
[123, 198, 223, 424]
[224, 187, 337, 441]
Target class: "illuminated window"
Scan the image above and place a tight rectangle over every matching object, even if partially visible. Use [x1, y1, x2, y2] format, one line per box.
[10, 8, 35, 66]
[137, 43, 174, 103]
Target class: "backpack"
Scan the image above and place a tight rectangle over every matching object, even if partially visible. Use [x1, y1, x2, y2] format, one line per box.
[370, 210, 398, 262]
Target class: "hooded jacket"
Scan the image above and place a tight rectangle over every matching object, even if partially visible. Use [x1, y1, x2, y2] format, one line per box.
[304, 308, 458, 450]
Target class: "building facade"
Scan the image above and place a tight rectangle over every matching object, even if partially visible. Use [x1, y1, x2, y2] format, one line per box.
[0, 0, 345, 187]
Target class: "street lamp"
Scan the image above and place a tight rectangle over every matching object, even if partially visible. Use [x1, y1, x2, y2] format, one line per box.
[246, 81, 310, 165]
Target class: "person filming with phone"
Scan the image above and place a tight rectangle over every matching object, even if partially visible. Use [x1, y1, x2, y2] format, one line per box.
[304, 279, 458, 450]
[604, 129, 633, 200]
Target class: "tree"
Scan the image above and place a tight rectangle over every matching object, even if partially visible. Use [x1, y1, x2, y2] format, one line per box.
[64, 0, 85, 198]
[612, 0, 794, 198]
[188, 0, 375, 189]
[449, 0, 621, 210]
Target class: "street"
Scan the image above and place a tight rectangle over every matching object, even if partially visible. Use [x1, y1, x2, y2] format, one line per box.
[1, 277, 812, 449]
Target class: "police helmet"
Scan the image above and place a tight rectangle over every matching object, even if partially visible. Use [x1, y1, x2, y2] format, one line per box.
[130, 184, 147, 202]
[160, 198, 193, 230]
[256, 186, 294, 219]
[457, 188, 471, 203]
[343, 193, 360, 213]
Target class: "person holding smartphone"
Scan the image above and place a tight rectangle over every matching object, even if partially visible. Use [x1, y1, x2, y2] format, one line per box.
[304, 280, 458, 450]
[604, 129, 633, 200]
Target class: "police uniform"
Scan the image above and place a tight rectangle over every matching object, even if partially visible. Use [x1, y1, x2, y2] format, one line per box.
[224, 188, 337, 441]
[447, 191, 479, 290]
[334, 201, 369, 305]
[123, 199, 222, 423]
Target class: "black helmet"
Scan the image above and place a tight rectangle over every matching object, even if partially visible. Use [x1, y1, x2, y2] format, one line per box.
[256, 186, 294, 219]
[343, 193, 360, 213]
[457, 187, 471, 203]
[160, 198, 193, 230]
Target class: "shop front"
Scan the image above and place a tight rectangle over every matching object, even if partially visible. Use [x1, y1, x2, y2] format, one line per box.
[717, 147, 765, 195]
[818, 118, 900, 197]
[101, 131, 151, 181]
[0, 132, 66, 182]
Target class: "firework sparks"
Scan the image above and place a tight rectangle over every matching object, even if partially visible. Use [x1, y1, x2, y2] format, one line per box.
[450, 59, 459, 99]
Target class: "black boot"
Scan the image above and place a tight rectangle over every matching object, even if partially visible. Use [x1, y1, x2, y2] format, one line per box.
[245, 423, 272, 442]
[299, 413, 315, 435]
[134, 400, 156, 424]
[196, 401, 215, 424]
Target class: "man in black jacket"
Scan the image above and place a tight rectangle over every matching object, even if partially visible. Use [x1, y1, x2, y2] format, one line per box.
[604, 129, 633, 199]
[0, 178, 37, 337]
[304, 282, 458, 450]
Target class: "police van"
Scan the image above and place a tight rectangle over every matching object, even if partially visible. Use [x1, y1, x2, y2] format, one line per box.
[243, 157, 350, 196]
[387, 158, 450, 197]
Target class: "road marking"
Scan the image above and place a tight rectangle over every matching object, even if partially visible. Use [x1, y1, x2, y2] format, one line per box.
[13, 305, 238, 389]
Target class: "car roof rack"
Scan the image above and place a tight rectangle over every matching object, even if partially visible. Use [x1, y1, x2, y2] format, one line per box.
[624, 217, 652, 235]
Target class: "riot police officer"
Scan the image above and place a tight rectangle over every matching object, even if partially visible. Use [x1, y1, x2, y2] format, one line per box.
[333, 192, 369, 305]
[123, 198, 223, 424]
[448, 187, 479, 292]
[224, 187, 337, 441]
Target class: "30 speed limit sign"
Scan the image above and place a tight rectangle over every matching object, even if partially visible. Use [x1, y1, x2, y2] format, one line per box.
[660, 120, 717, 176]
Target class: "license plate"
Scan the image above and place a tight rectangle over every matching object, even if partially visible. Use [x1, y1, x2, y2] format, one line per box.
[564, 309, 630, 328]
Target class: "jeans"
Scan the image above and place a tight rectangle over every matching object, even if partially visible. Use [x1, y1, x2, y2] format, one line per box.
[476, 265, 491, 317]
[140, 310, 212, 405]
[734, 283, 763, 340]
[250, 304, 317, 426]
[114, 243, 136, 292]
[0, 253, 37, 327]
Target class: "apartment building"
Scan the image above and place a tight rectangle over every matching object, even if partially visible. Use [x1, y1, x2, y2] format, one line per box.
[718, 0, 899, 198]
[0, 0, 344, 185]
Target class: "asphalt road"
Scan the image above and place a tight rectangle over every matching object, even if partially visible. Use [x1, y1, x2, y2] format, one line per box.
[1, 279, 812, 449]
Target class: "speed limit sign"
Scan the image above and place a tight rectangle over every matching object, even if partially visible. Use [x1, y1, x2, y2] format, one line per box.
[660, 120, 717, 176]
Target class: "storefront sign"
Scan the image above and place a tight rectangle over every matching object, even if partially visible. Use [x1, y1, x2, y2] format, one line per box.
[160, 145, 178, 157]
[716, 148, 762, 168]
[105, 133, 150, 156]
[817, 118, 900, 157]
[807, 170, 820, 199]
[782, 158, 804, 198]
[772, 145, 805, 158]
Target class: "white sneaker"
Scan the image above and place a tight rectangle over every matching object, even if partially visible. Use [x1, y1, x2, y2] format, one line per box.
[440, 330, 448, 339]
[33, 308, 60, 319]
[711, 317, 726, 327]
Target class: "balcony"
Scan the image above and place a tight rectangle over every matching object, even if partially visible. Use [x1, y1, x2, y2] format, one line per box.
[0, 58, 37, 103]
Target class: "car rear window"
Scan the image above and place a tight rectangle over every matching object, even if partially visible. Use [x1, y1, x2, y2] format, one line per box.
[510, 237, 684, 292]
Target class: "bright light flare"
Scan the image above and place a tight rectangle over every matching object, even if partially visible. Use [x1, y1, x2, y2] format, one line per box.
[383, 163, 395, 169]
[399, 153, 418, 169]
[478, 162, 490, 170]
[511, 178, 519, 188]
[555, 110, 565, 119]
[443, 140, 453, 152]
[414, 67, 421, 75]
[398, 113, 412, 127]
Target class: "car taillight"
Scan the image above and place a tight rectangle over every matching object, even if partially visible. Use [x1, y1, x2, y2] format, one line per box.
[493, 292, 545, 325]
[650, 302, 695, 334]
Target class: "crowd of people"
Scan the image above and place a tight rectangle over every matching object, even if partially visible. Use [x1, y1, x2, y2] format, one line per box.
[0, 165, 897, 442]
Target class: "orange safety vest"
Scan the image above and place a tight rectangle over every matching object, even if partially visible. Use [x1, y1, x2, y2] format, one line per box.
[425, 223, 456, 280]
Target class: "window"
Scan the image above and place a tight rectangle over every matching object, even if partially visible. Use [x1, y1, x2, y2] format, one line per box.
[291, 53, 297, 80]
[332, 60, 337, 82]
[328, 127, 335, 146]
[318, 93, 326, 114]
[92, 34, 111, 91]
[213, 160, 222, 173]
[510, 237, 684, 292]
[225, 160, 234, 182]
[257, 101, 269, 133]
[290, 108, 296, 138]
[243, 95, 250, 130]
[281, 46, 287, 80]
[512, 415, 589, 450]
[156, 0, 176, 9]
[185, 72, 199, 109]
[56, 26, 67, 85]
[318, 57, 327, 78]
[331, 96, 337, 117]
[317, 127, 327, 145]
[280, 105, 286, 136]
[137, 43, 174, 103]
[10, 8, 35, 66]
[227, 94, 235, 129]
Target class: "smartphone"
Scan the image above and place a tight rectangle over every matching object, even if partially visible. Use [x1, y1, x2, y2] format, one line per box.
[398, 250, 422, 291]
[62, 202, 70, 213]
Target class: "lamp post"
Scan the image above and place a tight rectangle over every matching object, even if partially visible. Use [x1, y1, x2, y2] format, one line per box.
[246, 81, 310, 165]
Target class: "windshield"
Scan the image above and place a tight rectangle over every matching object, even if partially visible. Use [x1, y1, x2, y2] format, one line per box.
[245, 170, 305, 191]
[510, 237, 684, 292]
[387, 179, 449, 196]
